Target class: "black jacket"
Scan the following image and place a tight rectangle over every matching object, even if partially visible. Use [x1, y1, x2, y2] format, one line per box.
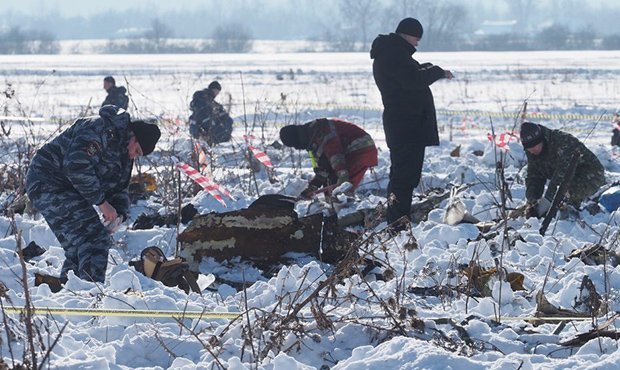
[102, 86, 129, 110]
[370, 33, 445, 147]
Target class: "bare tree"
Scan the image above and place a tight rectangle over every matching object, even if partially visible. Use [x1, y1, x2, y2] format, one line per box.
[0, 26, 59, 54]
[145, 18, 174, 52]
[381, 0, 468, 51]
[338, 0, 380, 51]
[503, 0, 536, 29]
[208, 23, 254, 53]
[423, 1, 468, 50]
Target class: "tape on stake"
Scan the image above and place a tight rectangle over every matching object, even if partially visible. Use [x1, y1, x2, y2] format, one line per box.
[243, 135, 273, 168]
[177, 162, 227, 206]
[194, 142, 209, 170]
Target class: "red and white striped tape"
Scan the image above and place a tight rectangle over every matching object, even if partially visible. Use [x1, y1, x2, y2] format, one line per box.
[177, 162, 227, 207]
[243, 135, 273, 168]
[487, 131, 519, 148]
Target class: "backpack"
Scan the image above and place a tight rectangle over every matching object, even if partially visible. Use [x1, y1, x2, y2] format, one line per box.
[129, 246, 201, 294]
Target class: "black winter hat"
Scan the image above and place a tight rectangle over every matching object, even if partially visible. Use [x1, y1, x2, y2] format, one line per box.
[208, 81, 221, 91]
[104, 76, 116, 85]
[129, 120, 161, 155]
[280, 125, 304, 149]
[396, 18, 423, 38]
[520, 122, 543, 149]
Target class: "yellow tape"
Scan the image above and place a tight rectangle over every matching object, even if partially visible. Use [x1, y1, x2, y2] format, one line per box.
[0, 116, 46, 122]
[4, 306, 610, 324]
[2, 306, 241, 320]
[298, 103, 613, 122]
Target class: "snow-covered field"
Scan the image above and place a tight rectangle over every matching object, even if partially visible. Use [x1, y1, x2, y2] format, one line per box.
[1, 51, 620, 369]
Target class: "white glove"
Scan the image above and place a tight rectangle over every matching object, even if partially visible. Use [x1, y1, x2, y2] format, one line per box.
[535, 198, 552, 217]
[332, 181, 353, 196]
[104, 217, 123, 233]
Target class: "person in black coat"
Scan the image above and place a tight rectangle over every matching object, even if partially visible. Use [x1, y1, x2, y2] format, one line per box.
[102, 76, 129, 110]
[370, 17, 453, 227]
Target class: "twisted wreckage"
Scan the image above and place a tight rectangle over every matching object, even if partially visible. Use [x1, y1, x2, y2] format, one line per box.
[177, 195, 356, 270]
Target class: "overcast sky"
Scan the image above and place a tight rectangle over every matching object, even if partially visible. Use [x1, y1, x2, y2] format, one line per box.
[0, 0, 614, 17]
[1, 0, 619, 41]
[0, 0, 206, 16]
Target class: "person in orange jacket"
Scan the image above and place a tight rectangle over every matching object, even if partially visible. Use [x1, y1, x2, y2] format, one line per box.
[280, 118, 378, 198]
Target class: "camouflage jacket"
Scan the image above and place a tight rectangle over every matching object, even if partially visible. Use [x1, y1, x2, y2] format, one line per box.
[102, 86, 129, 110]
[307, 119, 377, 186]
[27, 106, 133, 216]
[525, 126, 604, 202]
[189, 89, 231, 133]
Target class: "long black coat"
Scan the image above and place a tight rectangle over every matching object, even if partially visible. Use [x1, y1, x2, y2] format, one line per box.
[370, 33, 445, 148]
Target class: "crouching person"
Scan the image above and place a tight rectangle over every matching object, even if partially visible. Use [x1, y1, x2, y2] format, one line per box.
[280, 118, 378, 199]
[26, 105, 161, 283]
[521, 121, 604, 217]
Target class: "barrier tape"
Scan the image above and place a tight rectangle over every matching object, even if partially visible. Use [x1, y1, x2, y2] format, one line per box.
[177, 162, 227, 207]
[2, 306, 610, 323]
[487, 131, 519, 148]
[243, 135, 273, 168]
[2, 306, 241, 320]
[439, 109, 614, 121]
[0, 116, 46, 122]
[286, 103, 614, 122]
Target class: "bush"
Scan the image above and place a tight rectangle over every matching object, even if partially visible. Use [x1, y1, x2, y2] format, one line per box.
[536, 24, 570, 50]
[206, 23, 253, 53]
[602, 34, 620, 50]
[0, 27, 60, 54]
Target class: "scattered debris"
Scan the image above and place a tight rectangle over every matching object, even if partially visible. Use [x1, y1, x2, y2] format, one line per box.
[566, 243, 620, 267]
[443, 187, 481, 226]
[132, 203, 198, 230]
[534, 291, 589, 324]
[462, 263, 525, 297]
[574, 275, 606, 316]
[128, 173, 158, 201]
[129, 246, 201, 294]
[339, 188, 453, 228]
[34, 273, 65, 293]
[20, 241, 46, 262]
[450, 145, 461, 157]
[560, 314, 620, 347]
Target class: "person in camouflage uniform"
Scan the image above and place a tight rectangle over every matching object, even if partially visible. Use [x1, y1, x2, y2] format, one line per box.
[189, 81, 233, 145]
[279, 118, 378, 198]
[102, 76, 129, 110]
[521, 121, 605, 215]
[26, 105, 160, 283]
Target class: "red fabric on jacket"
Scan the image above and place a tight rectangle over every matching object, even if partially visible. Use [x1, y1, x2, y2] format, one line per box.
[308, 119, 378, 189]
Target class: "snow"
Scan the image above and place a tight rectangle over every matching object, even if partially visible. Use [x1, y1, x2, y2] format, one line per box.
[1, 50, 620, 369]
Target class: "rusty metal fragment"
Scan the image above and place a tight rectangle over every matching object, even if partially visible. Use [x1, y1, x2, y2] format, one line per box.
[178, 195, 355, 270]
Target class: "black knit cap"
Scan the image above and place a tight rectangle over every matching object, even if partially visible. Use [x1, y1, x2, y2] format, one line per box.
[129, 120, 161, 155]
[104, 76, 116, 85]
[396, 18, 423, 38]
[280, 125, 306, 149]
[208, 81, 221, 91]
[520, 122, 544, 149]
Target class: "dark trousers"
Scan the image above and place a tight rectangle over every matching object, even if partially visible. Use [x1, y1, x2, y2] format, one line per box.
[26, 169, 112, 283]
[386, 144, 426, 224]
